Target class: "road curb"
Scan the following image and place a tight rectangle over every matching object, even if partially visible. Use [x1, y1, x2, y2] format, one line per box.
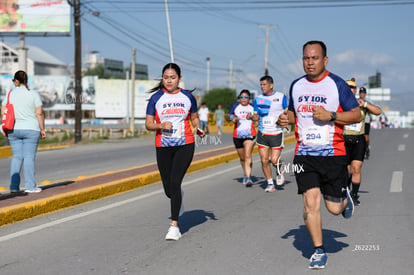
[0, 135, 296, 226]
[0, 144, 72, 158]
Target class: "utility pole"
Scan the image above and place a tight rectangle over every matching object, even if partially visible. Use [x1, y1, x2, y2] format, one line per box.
[165, 0, 174, 63]
[129, 48, 136, 135]
[259, 24, 277, 76]
[17, 33, 27, 72]
[206, 57, 210, 92]
[229, 59, 234, 90]
[74, 0, 82, 143]
[264, 25, 269, 76]
[125, 69, 130, 124]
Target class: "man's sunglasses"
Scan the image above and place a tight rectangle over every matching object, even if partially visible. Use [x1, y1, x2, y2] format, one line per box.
[239, 95, 249, 99]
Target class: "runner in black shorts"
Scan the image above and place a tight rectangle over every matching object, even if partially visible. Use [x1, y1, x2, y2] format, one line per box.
[228, 90, 257, 187]
[344, 79, 382, 205]
[359, 87, 375, 159]
[278, 41, 362, 269]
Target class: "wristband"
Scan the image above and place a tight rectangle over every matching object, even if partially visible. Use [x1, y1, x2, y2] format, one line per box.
[364, 102, 368, 108]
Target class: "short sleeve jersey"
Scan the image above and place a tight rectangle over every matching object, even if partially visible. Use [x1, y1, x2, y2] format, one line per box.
[228, 102, 257, 138]
[288, 71, 359, 156]
[253, 91, 287, 135]
[2, 86, 43, 131]
[146, 88, 197, 147]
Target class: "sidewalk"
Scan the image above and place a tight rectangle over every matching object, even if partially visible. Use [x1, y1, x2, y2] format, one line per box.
[0, 135, 296, 227]
[0, 143, 73, 159]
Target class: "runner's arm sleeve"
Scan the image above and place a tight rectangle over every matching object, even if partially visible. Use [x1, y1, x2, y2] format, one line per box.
[253, 98, 258, 113]
[282, 95, 288, 109]
[146, 94, 156, 116]
[288, 87, 295, 112]
[189, 93, 198, 113]
[338, 81, 359, 111]
[228, 102, 237, 120]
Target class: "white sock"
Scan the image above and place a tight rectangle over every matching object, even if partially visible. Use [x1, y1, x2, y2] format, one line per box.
[267, 179, 274, 185]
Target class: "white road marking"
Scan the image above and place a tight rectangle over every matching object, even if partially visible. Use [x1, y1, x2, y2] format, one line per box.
[403, 133, 409, 139]
[398, 144, 406, 151]
[390, 171, 403, 193]
[0, 147, 294, 242]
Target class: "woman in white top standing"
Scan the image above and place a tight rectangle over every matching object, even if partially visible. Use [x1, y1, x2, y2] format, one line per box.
[1, 70, 46, 193]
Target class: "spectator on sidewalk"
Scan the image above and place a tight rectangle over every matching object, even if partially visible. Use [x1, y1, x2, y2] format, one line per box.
[198, 102, 209, 134]
[214, 104, 225, 135]
[1, 70, 47, 193]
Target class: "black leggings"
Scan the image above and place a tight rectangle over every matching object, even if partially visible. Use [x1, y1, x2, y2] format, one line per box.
[156, 143, 194, 222]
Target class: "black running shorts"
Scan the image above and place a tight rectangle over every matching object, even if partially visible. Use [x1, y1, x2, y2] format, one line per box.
[256, 131, 284, 149]
[293, 155, 348, 199]
[233, 137, 255, 149]
[345, 135, 366, 163]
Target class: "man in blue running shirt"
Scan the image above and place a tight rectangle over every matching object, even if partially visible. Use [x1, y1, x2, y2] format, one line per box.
[249, 75, 287, 193]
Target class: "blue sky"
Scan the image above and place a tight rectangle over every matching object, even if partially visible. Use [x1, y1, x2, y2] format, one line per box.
[3, 1, 414, 101]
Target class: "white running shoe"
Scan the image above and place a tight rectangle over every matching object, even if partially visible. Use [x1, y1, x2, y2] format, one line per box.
[25, 187, 42, 193]
[276, 173, 285, 186]
[165, 225, 181, 241]
[265, 183, 276, 193]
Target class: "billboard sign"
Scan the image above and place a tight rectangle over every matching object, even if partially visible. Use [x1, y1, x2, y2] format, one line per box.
[367, 88, 391, 102]
[0, 0, 71, 33]
[0, 74, 96, 108]
[95, 79, 158, 118]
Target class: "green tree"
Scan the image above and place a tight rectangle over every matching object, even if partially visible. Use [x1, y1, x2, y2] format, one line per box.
[201, 88, 237, 112]
[84, 64, 125, 79]
[84, 64, 105, 78]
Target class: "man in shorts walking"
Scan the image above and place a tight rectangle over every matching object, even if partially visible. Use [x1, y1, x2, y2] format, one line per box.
[358, 87, 375, 159]
[278, 41, 362, 269]
[250, 75, 287, 192]
[343, 79, 382, 205]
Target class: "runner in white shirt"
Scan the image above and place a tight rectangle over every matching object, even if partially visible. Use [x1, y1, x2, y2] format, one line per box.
[228, 89, 257, 187]
[250, 75, 288, 192]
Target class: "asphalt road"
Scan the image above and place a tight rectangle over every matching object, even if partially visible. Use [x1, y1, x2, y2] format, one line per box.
[0, 128, 412, 274]
[0, 133, 234, 190]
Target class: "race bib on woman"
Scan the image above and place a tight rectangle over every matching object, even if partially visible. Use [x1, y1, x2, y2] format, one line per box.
[161, 122, 184, 138]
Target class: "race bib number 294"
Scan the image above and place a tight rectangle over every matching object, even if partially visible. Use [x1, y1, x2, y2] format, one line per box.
[302, 125, 330, 146]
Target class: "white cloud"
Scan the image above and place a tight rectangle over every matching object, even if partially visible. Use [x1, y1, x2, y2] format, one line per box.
[332, 49, 395, 67]
[287, 59, 303, 76]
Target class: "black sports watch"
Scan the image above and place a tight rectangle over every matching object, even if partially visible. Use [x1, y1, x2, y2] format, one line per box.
[330, 112, 337, 121]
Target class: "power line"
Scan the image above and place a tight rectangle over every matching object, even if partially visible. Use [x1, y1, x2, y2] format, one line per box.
[80, 0, 411, 90]
[85, 0, 414, 12]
